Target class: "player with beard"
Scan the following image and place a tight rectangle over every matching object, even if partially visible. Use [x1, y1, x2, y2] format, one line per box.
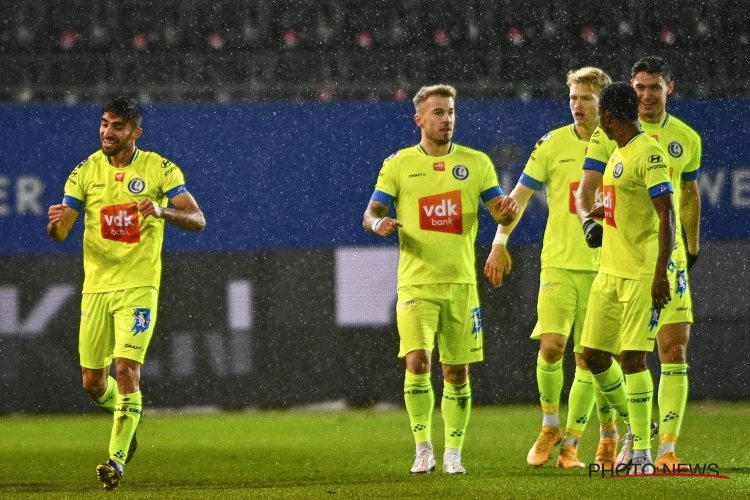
[47, 96, 206, 490]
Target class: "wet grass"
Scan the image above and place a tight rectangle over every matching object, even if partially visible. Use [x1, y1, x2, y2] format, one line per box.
[0, 402, 748, 499]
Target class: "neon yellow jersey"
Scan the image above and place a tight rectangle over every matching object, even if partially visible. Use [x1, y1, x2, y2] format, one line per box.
[371, 143, 503, 286]
[62, 149, 188, 293]
[520, 124, 599, 271]
[584, 114, 701, 263]
[599, 133, 673, 281]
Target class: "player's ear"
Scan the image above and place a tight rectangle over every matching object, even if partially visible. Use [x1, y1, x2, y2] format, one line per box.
[414, 113, 422, 128]
[666, 80, 675, 96]
[133, 127, 143, 140]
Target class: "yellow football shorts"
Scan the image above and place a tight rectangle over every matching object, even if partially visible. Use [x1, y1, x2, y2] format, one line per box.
[79, 286, 159, 369]
[396, 283, 484, 365]
[580, 272, 662, 354]
[530, 267, 598, 353]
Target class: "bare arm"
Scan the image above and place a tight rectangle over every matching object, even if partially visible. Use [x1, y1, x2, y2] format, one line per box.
[363, 199, 402, 237]
[483, 183, 534, 287]
[680, 179, 701, 257]
[486, 194, 519, 227]
[651, 192, 676, 309]
[138, 191, 206, 231]
[47, 203, 79, 242]
[574, 169, 603, 224]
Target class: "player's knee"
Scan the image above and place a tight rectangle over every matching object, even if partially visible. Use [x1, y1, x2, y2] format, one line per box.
[659, 343, 688, 364]
[443, 367, 468, 386]
[539, 345, 565, 363]
[82, 376, 106, 398]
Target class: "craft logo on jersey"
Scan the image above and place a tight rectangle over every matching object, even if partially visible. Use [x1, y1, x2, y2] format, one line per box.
[470, 307, 482, 338]
[452, 165, 469, 180]
[419, 190, 462, 235]
[603, 185, 616, 227]
[100, 203, 141, 243]
[433, 161, 445, 171]
[128, 177, 146, 194]
[131, 308, 151, 335]
[668, 141, 683, 158]
[613, 162, 624, 178]
[115, 172, 124, 182]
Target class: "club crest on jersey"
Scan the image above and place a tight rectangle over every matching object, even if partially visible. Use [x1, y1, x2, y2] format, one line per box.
[131, 308, 151, 335]
[470, 307, 482, 338]
[613, 162, 624, 178]
[115, 172, 124, 182]
[676, 269, 688, 297]
[668, 141, 684, 158]
[128, 177, 146, 194]
[452, 165, 469, 180]
[419, 190, 463, 235]
[433, 161, 445, 171]
[649, 306, 661, 331]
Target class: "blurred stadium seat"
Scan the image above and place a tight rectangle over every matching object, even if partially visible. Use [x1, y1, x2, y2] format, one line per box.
[0, 0, 746, 103]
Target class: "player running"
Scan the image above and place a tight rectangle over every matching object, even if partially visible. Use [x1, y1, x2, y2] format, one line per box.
[576, 56, 701, 469]
[363, 84, 518, 475]
[47, 96, 206, 490]
[579, 81, 676, 475]
[484, 67, 623, 468]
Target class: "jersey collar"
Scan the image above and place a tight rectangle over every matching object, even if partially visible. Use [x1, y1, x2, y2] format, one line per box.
[105, 148, 140, 166]
[416, 143, 455, 156]
[625, 131, 645, 147]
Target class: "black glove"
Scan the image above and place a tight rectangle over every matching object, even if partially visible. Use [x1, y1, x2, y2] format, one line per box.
[582, 219, 603, 248]
[687, 251, 699, 270]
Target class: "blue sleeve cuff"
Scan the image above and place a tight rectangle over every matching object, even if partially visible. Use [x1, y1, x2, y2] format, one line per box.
[682, 169, 701, 181]
[63, 195, 82, 211]
[370, 189, 394, 205]
[583, 158, 607, 173]
[649, 182, 674, 198]
[481, 185, 504, 203]
[518, 173, 543, 191]
[166, 184, 188, 199]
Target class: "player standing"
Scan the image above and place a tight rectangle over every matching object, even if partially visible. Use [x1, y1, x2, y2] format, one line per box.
[579, 82, 676, 474]
[576, 57, 701, 468]
[47, 96, 206, 490]
[363, 84, 518, 474]
[484, 67, 622, 468]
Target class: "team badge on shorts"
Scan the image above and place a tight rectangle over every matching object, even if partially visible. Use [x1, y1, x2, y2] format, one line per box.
[470, 307, 482, 338]
[648, 306, 661, 331]
[676, 270, 688, 297]
[128, 177, 146, 194]
[131, 308, 151, 335]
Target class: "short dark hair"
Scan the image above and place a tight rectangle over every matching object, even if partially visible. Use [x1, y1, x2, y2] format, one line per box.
[103, 96, 143, 128]
[599, 82, 639, 121]
[630, 56, 673, 83]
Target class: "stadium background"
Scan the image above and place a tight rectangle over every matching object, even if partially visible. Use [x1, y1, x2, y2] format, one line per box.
[0, 1, 748, 413]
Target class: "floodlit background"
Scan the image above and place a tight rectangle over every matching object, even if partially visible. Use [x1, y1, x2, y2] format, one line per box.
[0, 0, 748, 414]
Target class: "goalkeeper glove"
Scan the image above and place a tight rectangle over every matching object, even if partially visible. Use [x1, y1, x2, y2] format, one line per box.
[582, 219, 603, 248]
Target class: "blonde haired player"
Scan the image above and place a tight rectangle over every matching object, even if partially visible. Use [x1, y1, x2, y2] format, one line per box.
[363, 84, 518, 475]
[484, 67, 623, 468]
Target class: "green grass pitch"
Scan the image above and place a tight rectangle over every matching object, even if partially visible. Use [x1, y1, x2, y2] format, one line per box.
[1, 403, 748, 499]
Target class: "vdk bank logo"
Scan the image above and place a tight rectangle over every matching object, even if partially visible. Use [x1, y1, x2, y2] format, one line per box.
[418, 190, 463, 235]
[100, 203, 141, 243]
